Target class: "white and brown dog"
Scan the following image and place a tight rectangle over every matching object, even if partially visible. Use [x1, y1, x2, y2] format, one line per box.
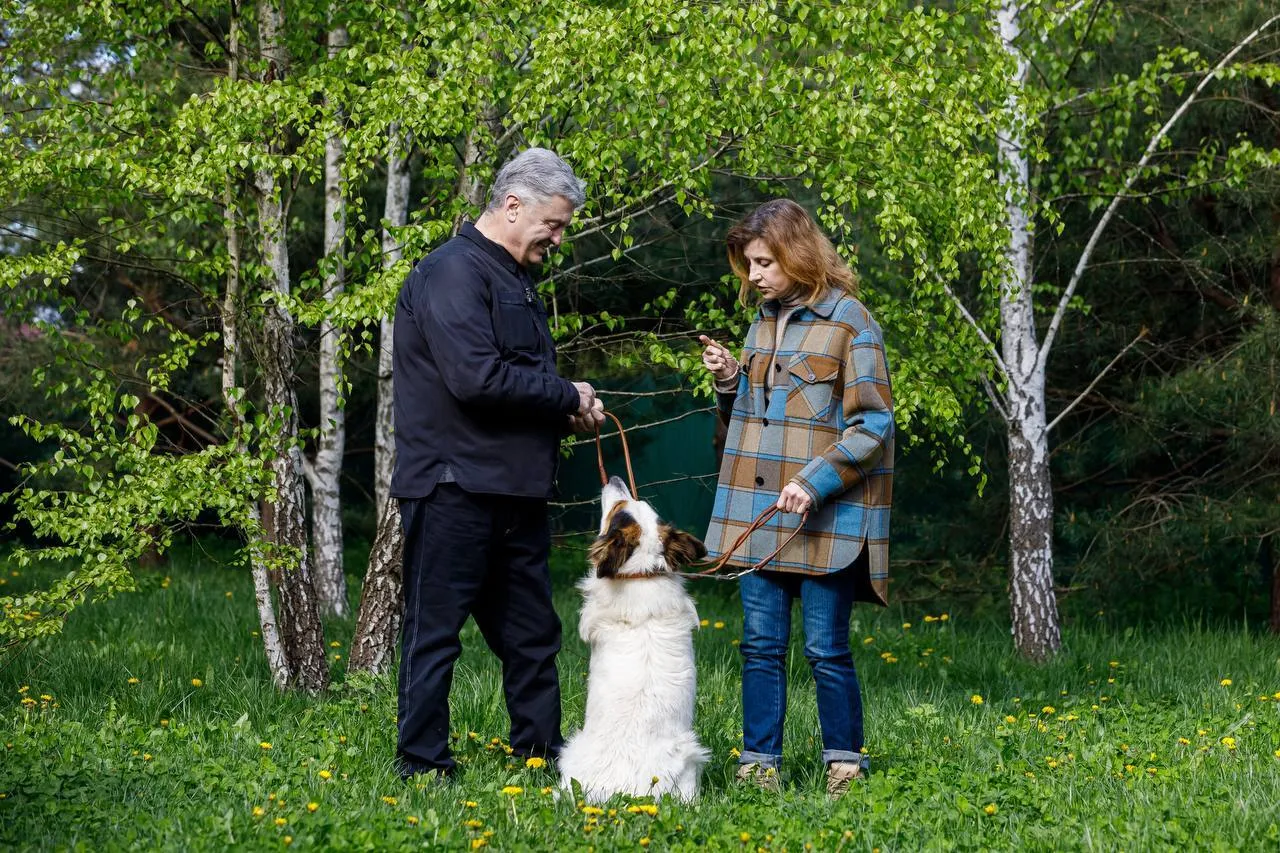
[558, 475, 711, 803]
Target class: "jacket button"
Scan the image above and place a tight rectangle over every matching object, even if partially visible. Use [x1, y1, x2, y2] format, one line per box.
[762, 418, 770, 427]
[807, 372, 815, 380]
[775, 363, 782, 371]
[754, 476, 764, 486]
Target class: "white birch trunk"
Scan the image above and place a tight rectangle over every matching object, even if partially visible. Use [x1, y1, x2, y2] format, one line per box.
[349, 124, 411, 674]
[996, 0, 1061, 661]
[255, 0, 328, 692]
[311, 21, 350, 619]
[221, 8, 289, 687]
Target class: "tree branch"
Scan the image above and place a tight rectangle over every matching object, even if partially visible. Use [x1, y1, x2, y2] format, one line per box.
[1045, 327, 1148, 434]
[1037, 13, 1280, 373]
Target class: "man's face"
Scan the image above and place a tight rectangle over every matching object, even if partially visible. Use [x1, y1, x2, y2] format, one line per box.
[510, 194, 576, 267]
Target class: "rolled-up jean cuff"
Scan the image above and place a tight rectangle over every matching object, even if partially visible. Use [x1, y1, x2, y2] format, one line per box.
[738, 750, 782, 769]
[823, 749, 869, 770]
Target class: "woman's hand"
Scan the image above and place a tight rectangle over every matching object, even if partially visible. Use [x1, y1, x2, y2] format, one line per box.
[699, 335, 740, 382]
[776, 482, 812, 514]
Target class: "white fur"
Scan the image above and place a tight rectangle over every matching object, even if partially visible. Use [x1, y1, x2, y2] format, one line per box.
[558, 478, 710, 802]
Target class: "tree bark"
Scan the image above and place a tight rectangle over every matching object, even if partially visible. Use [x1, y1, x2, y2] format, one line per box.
[348, 496, 404, 673]
[310, 20, 350, 619]
[996, 0, 1061, 660]
[254, 0, 328, 692]
[350, 123, 411, 673]
[221, 4, 289, 688]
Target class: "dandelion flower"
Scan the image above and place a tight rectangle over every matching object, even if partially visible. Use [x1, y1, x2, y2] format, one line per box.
[407, 816, 419, 826]
[940, 613, 950, 621]
[1004, 715, 1017, 724]
[1220, 737, 1237, 750]
[1220, 678, 1232, 686]
[730, 747, 740, 758]
[318, 770, 332, 780]
[471, 840, 487, 850]
[1042, 706, 1056, 715]
[274, 818, 287, 827]
[500, 786, 523, 796]
[924, 615, 937, 623]
[1178, 737, 1190, 745]
[582, 806, 604, 816]
[330, 641, 342, 648]
[253, 806, 265, 818]
[640, 839, 651, 847]
[984, 804, 997, 815]
[191, 678, 203, 688]
[700, 619, 709, 627]
[714, 621, 726, 629]
[524, 756, 546, 769]
[971, 695, 984, 705]
[160, 719, 169, 728]
[307, 803, 318, 813]
[260, 742, 272, 750]
[464, 819, 484, 829]
[628, 804, 658, 816]
[143, 754, 153, 761]
[127, 677, 140, 685]
[283, 837, 292, 846]
[863, 636, 874, 644]
[902, 622, 912, 630]
[382, 796, 398, 806]
[740, 832, 751, 842]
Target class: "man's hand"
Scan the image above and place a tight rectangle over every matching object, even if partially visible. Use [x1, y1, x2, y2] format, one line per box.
[572, 381, 599, 416]
[776, 482, 812, 514]
[699, 335, 740, 382]
[568, 387, 605, 432]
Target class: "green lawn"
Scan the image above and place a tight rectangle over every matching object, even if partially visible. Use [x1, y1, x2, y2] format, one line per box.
[2, 540, 1280, 851]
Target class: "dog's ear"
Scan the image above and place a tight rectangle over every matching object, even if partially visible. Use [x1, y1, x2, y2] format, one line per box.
[589, 510, 640, 578]
[661, 524, 707, 567]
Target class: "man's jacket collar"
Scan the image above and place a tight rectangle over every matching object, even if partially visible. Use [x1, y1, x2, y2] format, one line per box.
[459, 220, 523, 275]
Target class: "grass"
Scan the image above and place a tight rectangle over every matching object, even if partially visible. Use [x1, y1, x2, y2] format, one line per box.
[2, 539, 1280, 851]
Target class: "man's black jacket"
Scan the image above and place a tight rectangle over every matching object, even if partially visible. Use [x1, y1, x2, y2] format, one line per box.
[390, 222, 579, 500]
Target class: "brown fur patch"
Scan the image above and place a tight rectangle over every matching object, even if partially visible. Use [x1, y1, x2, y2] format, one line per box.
[589, 509, 641, 578]
[660, 524, 707, 567]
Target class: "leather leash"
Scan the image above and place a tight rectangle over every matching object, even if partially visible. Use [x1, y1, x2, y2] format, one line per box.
[593, 409, 807, 582]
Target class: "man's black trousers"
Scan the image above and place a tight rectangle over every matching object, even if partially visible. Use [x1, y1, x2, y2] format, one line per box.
[397, 483, 564, 778]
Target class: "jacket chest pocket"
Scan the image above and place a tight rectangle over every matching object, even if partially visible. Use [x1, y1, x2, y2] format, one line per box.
[494, 290, 545, 353]
[785, 353, 842, 421]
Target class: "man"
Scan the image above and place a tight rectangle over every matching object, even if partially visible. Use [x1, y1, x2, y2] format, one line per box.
[391, 147, 604, 780]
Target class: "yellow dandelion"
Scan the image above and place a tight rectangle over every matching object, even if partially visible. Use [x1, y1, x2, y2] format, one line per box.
[940, 613, 949, 621]
[500, 786, 523, 796]
[863, 636, 874, 644]
[274, 818, 287, 827]
[306, 802, 318, 813]
[971, 695, 984, 705]
[260, 742, 272, 750]
[283, 837, 292, 846]
[127, 677, 140, 685]
[1221, 737, 1237, 750]
[1004, 715, 1017, 724]
[640, 839, 651, 848]
[464, 819, 484, 829]
[1273, 749, 1280, 759]
[700, 619, 709, 627]
[1220, 678, 1232, 686]
[901, 622, 912, 630]
[143, 754, 153, 761]
[582, 805, 604, 816]
[382, 796, 398, 805]
[740, 832, 751, 842]
[160, 719, 169, 727]
[924, 615, 937, 623]
[464, 801, 478, 808]
[984, 803, 997, 815]
[1146, 767, 1157, 775]
[627, 804, 658, 816]
[318, 770, 332, 780]
[540, 787, 552, 795]
[1042, 706, 1056, 715]
[714, 621, 725, 629]
[1109, 661, 1119, 668]
[471, 840, 487, 850]
[407, 816, 419, 826]
[524, 756, 546, 769]
[191, 678, 203, 688]
[253, 806, 265, 817]
[330, 641, 342, 648]
[730, 747, 740, 758]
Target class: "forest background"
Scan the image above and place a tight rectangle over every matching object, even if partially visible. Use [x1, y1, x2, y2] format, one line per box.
[2, 0, 1279, 681]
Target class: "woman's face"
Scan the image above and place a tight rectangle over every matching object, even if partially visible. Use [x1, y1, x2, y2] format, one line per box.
[743, 238, 798, 302]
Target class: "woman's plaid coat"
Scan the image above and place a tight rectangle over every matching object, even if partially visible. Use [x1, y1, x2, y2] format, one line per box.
[704, 287, 894, 604]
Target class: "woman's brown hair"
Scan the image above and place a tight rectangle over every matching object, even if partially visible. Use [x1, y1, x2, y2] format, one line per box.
[725, 199, 857, 307]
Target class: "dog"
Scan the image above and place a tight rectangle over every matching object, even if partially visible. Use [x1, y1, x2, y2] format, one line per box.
[557, 475, 711, 803]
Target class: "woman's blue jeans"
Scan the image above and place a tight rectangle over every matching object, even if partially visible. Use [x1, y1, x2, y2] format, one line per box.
[738, 562, 866, 770]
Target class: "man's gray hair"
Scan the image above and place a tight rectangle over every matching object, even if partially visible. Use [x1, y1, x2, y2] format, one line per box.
[486, 147, 586, 211]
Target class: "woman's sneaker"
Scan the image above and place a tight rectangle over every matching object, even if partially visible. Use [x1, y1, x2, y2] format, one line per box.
[826, 761, 864, 799]
[735, 762, 782, 793]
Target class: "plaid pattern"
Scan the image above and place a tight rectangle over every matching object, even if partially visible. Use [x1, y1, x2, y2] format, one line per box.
[704, 288, 894, 604]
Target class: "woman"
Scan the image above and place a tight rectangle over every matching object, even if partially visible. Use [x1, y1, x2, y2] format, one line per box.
[699, 199, 894, 799]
